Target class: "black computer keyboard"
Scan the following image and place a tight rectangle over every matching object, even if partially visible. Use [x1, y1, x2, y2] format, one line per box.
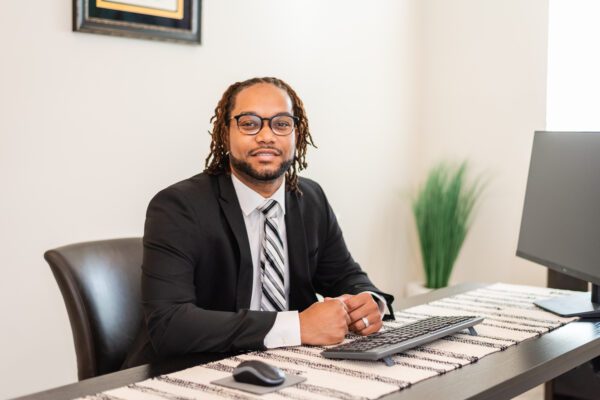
[322, 315, 484, 366]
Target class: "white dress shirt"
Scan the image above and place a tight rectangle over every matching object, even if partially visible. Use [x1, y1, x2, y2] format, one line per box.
[231, 174, 301, 348]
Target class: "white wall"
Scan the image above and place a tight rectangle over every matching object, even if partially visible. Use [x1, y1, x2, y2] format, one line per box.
[0, 1, 418, 397]
[416, 0, 549, 287]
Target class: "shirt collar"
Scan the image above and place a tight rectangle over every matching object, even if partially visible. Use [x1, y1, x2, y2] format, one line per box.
[231, 174, 286, 217]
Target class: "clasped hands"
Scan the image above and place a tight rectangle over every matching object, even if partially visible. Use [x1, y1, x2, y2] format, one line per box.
[299, 292, 383, 345]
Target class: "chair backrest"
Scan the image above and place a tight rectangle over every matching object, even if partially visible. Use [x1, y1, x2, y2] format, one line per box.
[45, 238, 143, 380]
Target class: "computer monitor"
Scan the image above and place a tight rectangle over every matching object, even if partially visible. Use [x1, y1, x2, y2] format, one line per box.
[517, 131, 600, 318]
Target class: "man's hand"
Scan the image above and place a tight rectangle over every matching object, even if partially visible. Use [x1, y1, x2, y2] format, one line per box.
[339, 292, 383, 336]
[299, 298, 350, 345]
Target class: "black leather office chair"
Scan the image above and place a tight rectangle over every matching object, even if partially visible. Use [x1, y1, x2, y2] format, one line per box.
[45, 238, 143, 380]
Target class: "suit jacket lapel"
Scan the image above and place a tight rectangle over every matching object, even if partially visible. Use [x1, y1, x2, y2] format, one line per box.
[286, 190, 314, 311]
[216, 174, 254, 310]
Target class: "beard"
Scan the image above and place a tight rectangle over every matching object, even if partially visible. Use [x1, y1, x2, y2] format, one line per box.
[229, 153, 293, 182]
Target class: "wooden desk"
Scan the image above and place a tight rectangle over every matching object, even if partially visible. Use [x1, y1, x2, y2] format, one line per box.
[15, 283, 600, 400]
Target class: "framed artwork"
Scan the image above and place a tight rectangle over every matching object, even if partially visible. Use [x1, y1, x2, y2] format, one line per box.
[73, 0, 201, 44]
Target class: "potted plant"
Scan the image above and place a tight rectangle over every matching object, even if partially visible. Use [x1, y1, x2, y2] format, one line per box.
[412, 162, 484, 290]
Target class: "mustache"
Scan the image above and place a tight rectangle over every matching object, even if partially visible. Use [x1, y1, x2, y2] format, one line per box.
[249, 146, 283, 156]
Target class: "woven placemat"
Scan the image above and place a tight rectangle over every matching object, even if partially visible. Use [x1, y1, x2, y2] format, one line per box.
[81, 283, 578, 400]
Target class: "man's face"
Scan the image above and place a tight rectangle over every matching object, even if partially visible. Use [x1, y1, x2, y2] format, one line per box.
[228, 83, 297, 185]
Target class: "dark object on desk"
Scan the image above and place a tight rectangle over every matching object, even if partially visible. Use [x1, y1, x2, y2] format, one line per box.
[232, 360, 285, 386]
[322, 315, 483, 366]
[213, 370, 306, 396]
[517, 131, 600, 318]
[45, 237, 143, 380]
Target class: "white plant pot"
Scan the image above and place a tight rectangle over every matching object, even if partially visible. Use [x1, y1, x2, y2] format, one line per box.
[405, 281, 434, 297]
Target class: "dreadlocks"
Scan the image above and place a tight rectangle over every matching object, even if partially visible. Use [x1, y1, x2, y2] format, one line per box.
[204, 77, 315, 194]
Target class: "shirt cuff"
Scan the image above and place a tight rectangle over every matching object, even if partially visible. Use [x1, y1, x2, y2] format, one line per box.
[263, 311, 301, 348]
[367, 291, 390, 319]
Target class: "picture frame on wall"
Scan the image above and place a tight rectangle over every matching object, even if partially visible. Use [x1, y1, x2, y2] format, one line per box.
[73, 0, 201, 44]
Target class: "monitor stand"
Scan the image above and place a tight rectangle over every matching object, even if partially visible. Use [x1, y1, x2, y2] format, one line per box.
[534, 283, 600, 318]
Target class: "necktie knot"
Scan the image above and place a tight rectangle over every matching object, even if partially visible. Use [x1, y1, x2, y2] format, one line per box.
[259, 199, 278, 218]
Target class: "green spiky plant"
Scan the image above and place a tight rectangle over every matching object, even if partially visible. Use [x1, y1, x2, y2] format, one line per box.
[412, 162, 484, 289]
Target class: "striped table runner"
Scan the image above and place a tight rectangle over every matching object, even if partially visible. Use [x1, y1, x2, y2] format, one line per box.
[82, 283, 578, 400]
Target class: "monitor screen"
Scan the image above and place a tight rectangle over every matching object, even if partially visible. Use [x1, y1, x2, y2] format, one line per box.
[517, 131, 600, 287]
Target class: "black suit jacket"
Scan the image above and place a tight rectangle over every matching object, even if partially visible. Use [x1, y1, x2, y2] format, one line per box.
[123, 172, 394, 368]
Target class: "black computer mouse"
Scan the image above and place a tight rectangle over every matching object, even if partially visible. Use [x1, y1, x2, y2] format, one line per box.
[232, 360, 285, 386]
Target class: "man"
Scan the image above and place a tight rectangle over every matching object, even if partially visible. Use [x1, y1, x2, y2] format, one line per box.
[124, 77, 394, 368]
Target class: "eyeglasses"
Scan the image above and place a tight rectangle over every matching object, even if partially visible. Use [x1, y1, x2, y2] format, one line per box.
[231, 113, 299, 136]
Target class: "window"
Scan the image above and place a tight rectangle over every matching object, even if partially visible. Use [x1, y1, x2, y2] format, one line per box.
[546, 0, 600, 130]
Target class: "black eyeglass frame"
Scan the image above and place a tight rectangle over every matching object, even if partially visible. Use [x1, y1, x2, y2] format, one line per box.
[230, 113, 300, 136]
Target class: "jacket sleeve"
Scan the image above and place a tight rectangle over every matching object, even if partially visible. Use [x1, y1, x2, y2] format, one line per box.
[141, 186, 277, 357]
[310, 184, 395, 319]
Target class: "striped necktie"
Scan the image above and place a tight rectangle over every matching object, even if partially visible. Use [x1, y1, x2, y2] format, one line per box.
[258, 199, 287, 311]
